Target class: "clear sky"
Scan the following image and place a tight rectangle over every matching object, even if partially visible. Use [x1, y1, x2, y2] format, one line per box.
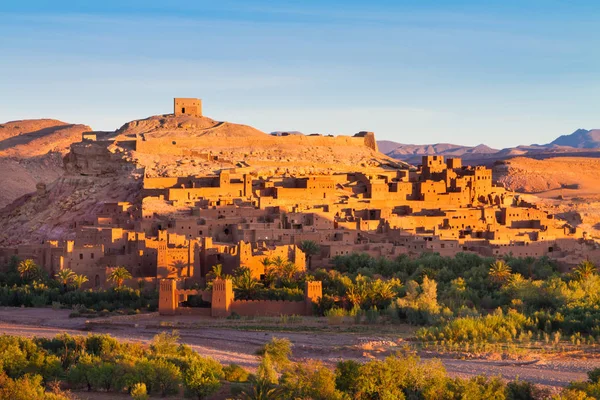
[1, 0, 599, 148]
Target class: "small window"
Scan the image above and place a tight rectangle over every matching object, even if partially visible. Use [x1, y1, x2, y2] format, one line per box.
[181, 107, 186, 113]
[91, 253, 94, 259]
[79, 254, 83, 260]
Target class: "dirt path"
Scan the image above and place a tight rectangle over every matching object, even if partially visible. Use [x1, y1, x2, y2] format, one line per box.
[0, 308, 596, 388]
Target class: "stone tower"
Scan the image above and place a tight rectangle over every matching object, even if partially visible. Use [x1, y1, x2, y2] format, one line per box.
[211, 278, 234, 317]
[174, 98, 202, 117]
[159, 279, 177, 315]
[304, 281, 322, 315]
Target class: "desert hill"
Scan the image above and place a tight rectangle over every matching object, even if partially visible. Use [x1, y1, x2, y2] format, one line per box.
[493, 157, 600, 194]
[493, 156, 600, 237]
[107, 115, 398, 179]
[0, 119, 91, 208]
[115, 114, 266, 139]
[0, 119, 91, 157]
[0, 113, 403, 245]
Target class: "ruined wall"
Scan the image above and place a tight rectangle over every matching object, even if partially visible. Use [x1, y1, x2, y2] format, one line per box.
[134, 133, 379, 155]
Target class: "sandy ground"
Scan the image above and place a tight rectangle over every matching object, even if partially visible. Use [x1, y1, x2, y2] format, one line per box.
[0, 308, 598, 390]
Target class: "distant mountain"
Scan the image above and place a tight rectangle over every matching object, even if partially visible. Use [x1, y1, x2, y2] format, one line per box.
[379, 128, 600, 165]
[270, 131, 304, 136]
[381, 142, 498, 164]
[377, 140, 404, 154]
[549, 129, 600, 149]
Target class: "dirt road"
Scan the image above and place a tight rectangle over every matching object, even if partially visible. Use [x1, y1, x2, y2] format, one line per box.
[0, 308, 596, 389]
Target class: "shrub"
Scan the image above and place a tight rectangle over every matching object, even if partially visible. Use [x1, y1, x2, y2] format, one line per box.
[279, 360, 344, 400]
[131, 382, 148, 400]
[223, 363, 250, 382]
[182, 356, 223, 400]
[149, 358, 181, 396]
[325, 307, 346, 325]
[256, 337, 292, 372]
[335, 360, 361, 395]
[150, 331, 180, 356]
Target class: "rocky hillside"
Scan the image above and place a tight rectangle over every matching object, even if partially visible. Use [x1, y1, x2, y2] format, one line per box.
[115, 114, 265, 139]
[493, 157, 600, 194]
[0, 119, 91, 208]
[0, 114, 403, 245]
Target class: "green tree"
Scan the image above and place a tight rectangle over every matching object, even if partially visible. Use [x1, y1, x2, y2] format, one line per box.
[233, 267, 262, 298]
[182, 357, 223, 400]
[67, 353, 98, 391]
[149, 358, 181, 396]
[299, 240, 320, 269]
[55, 269, 76, 291]
[131, 382, 148, 400]
[335, 360, 361, 396]
[256, 337, 292, 372]
[573, 260, 597, 281]
[280, 360, 344, 400]
[71, 274, 89, 290]
[239, 355, 279, 400]
[150, 331, 180, 356]
[368, 279, 398, 309]
[489, 260, 512, 285]
[107, 267, 132, 288]
[211, 264, 224, 279]
[17, 259, 41, 281]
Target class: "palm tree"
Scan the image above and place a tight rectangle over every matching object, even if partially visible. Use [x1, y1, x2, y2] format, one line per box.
[369, 280, 396, 308]
[107, 267, 132, 288]
[71, 274, 89, 290]
[18, 259, 41, 281]
[271, 256, 286, 269]
[233, 267, 262, 298]
[299, 240, 320, 269]
[211, 264, 223, 279]
[573, 260, 597, 281]
[281, 262, 298, 282]
[489, 260, 512, 285]
[55, 268, 76, 291]
[259, 257, 272, 270]
[239, 378, 280, 400]
[346, 283, 367, 309]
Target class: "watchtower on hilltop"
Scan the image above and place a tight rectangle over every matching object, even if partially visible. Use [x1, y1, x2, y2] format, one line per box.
[174, 98, 202, 117]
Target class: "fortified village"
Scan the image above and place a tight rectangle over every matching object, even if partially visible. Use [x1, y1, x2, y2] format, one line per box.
[0, 98, 597, 317]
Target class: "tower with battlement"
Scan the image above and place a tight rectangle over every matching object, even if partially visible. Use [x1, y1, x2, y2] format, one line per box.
[159, 279, 177, 315]
[211, 278, 234, 317]
[304, 280, 322, 315]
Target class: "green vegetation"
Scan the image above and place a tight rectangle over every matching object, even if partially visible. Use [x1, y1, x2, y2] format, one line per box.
[107, 266, 133, 288]
[318, 252, 600, 350]
[299, 240, 320, 269]
[0, 257, 157, 312]
[0, 331, 224, 399]
[0, 332, 599, 399]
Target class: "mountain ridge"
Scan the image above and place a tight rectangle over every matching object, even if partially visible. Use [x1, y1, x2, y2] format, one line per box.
[378, 128, 600, 164]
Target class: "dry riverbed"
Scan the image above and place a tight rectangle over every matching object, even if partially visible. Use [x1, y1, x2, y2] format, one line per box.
[0, 307, 598, 390]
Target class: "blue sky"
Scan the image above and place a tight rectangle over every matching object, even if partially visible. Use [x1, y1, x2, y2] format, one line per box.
[1, 1, 599, 148]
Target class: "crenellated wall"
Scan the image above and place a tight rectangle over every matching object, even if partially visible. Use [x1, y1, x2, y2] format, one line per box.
[230, 300, 306, 316]
[158, 278, 322, 317]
